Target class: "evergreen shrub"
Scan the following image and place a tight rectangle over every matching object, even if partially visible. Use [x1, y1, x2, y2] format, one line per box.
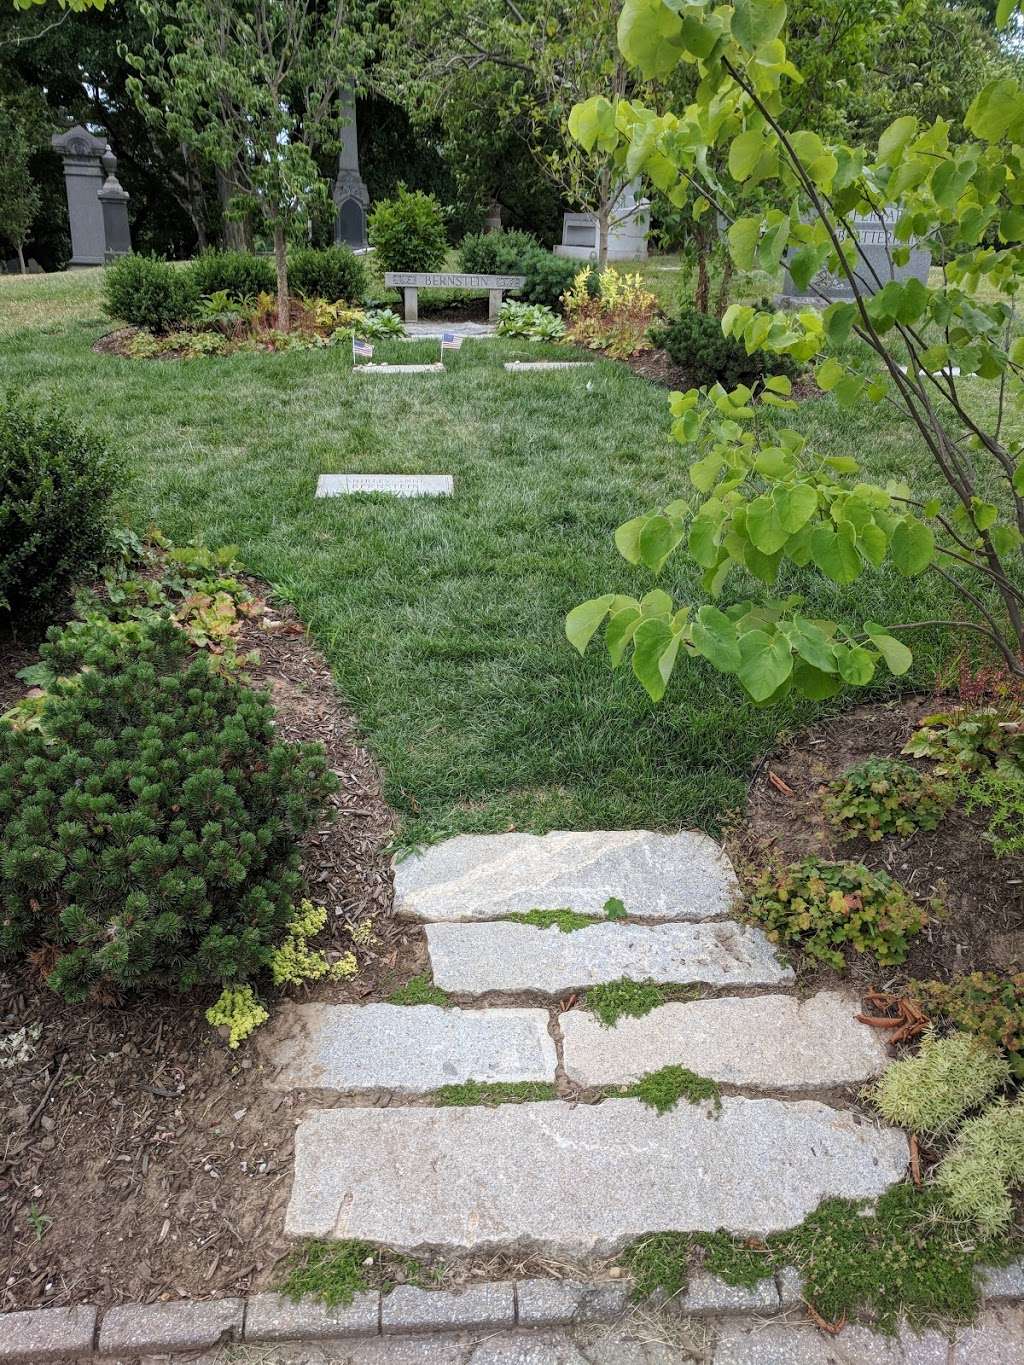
[0, 394, 121, 635]
[0, 619, 337, 1001]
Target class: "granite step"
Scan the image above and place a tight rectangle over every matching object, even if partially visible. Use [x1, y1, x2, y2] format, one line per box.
[284, 1098, 907, 1252]
[425, 920, 792, 995]
[264, 1003, 556, 1092]
[394, 830, 739, 923]
[560, 991, 889, 1091]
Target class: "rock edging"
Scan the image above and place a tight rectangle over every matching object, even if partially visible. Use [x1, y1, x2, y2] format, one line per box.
[2, 1263, 1023, 1360]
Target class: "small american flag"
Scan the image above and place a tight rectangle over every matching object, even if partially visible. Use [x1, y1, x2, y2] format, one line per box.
[441, 331, 463, 351]
[353, 337, 374, 359]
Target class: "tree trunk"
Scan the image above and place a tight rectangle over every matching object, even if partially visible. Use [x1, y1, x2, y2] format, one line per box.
[714, 253, 735, 319]
[217, 167, 251, 251]
[273, 221, 289, 331]
[597, 205, 610, 268]
[16, 243, 26, 275]
[695, 253, 710, 314]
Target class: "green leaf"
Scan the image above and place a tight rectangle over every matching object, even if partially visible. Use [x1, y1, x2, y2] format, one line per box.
[640, 588, 673, 617]
[732, 0, 787, 52]
[566, 595, 615, 654]
[877, 116, 918, 164]
[864, 623, 913, 676]
[615, 515, 648, 564]
[690, 452, 725, 493]
[891, 516, 935, 576]
[777, 483, 818, 534]
[729, 129, 764, 181]
[966, 78, 1024, 142]
[606, 606, 642, 667]
[793, 661, 844, 699]
[688, 513, 722, 568]
[728, 216, 761, 271]
[763, 374, 791, 396]
[836, 645, 876, 686]
[746, 494, 789, 554]
[632, 616, 681, 701]
[736, 628, 793, 703]
[788, 617, 837, 672]
[691, 604, 741, 673]
[617, 0, 686, 78]
[809, 523, 861, 584]
[816, 357, 844, 391]
[638, 515, 685, 574]
[823, 301, 857, 345]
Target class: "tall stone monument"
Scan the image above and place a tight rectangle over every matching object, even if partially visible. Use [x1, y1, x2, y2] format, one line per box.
[333, 89, 370, 251]
[52, 125, 132, 267]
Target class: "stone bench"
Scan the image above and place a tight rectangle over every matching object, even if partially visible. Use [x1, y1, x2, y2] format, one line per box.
[384, 271, 526, 323]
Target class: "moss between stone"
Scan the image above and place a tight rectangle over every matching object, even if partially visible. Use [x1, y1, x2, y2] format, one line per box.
[620, 1183, 1024, 1333]
[613, 1064, 722, 1116]
[583, 978, 666, 1026]
[431, 1079, 558, 1106]
[386, 973, 450, 1007]
[279, 1240, 441, 1306]
[504, 908, 602, 932]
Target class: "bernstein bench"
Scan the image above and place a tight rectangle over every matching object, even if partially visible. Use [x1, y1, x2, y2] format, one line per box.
[384, 271, 527, 323]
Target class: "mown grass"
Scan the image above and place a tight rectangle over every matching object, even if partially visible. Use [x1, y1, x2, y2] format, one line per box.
[0, 268, 991, 847]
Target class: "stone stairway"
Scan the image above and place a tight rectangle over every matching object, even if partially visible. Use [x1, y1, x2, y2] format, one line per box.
[270, 831, 908, 1256]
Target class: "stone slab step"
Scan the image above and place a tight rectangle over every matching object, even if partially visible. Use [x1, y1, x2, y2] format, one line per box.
[353, 363, 444, 374]
[560, 991, 888, 1091]
[503, 361, 597, 371]
[425, 920, 792, 994]
[394, 830, 739, 923]
[264, 1003, 556, 1092]
[284, 1098, 907, 1252]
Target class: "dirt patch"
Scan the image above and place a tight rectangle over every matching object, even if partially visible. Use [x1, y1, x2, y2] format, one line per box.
[0, 590, 420, 1312]
[737, 694, 1024, 995]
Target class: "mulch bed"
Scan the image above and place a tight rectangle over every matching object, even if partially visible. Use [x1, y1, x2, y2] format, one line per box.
[621, 345, 823, 400]
[0, 592, 425, 1313]
[737, 694, 1024, 995]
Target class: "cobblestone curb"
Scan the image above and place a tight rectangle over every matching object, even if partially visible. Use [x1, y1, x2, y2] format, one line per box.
[2, 1263, 1023, 1360]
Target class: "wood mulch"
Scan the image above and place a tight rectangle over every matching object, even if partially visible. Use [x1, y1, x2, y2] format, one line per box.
[0, 592, 425, 1313]
[621, 344, 823, 399]
[737, 694, 1024, 995]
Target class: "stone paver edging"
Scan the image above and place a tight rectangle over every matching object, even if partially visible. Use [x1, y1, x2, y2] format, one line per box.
[4, 1266, 1024, 1361]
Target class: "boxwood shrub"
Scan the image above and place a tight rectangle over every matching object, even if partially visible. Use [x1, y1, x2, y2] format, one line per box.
[368, 186, 448, 272]
[190, 248, 276, 300]
[289, 245, 368, 303]
[655, 303, 802, 390]
[102, 253, 199, 331]
[0, 394, 121, 636]
[0, 619, 338, 1001]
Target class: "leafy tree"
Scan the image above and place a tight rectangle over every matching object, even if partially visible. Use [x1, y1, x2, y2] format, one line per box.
[568, 0, 1024, 706]
[125, 0, 369, 328]
[0, 93, 42, 269]
[384, 0, 648, 264]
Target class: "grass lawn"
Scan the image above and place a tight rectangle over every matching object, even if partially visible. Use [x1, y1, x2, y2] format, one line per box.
[0, 267, 992, 848]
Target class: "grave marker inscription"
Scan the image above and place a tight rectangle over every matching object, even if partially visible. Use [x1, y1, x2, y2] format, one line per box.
[782, 210, 930, 303]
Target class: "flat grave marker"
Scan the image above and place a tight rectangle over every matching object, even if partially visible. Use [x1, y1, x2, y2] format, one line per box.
[316, 474, 453, 498]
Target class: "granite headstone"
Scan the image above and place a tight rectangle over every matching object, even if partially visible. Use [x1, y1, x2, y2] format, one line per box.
[782, 209, 930, 302]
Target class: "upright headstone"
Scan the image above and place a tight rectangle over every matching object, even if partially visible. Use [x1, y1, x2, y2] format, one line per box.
[782, 209, 931, 303]
[484, 201, 503, 234]
[553, 179, 651, 262]
[51, 126, 109, 268]
[97, 147, 132, 262]
[333, 88, 370, 252]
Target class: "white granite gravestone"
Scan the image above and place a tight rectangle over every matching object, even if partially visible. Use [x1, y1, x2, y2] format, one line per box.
[316, 474, 453, 498]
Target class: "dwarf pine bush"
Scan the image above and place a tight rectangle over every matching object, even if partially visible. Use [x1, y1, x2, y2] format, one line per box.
[938, 1099, 1024, 1236]
[0, 619, 337, 1001]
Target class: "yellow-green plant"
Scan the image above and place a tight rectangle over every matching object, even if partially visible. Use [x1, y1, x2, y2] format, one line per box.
[938, 1098, 1024, 1235]
[269, 900, 357, 987]
[563, 265, 659, 358]
[206, 985, 270, 1049]
[869, 1031, 1009, 1137]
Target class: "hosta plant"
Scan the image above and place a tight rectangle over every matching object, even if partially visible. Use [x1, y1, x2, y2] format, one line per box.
[824, 757, 954, 841]
[565, 0, 1024, 705]
[496, 300, 566, 340]
[745, 859, 927, 969]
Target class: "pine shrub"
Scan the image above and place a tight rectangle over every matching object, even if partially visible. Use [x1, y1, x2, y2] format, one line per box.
[288, 246, 369, 303]
[102, 254, 199, 331]
[658, 303, 802, 389]
[0, 393, 121, 636]
[869, 1031, 1009, 1137]
[368, 186, 448, 272]
[0, 619, 337, 1001]
[189, 249, 276, 300]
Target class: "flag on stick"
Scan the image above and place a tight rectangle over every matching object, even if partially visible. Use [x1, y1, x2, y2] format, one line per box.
[352, 336, 374, 361]
[440, 330, 463, 361]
